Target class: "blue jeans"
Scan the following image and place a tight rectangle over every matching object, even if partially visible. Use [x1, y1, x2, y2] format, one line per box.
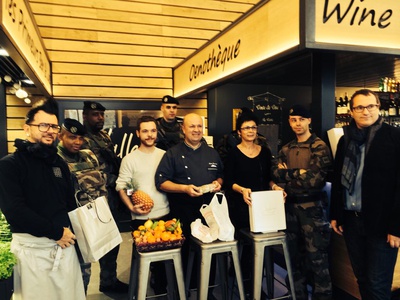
[343, 212, 398, 300]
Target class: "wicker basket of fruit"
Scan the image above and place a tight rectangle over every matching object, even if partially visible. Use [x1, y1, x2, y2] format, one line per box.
[132, 218, 185, 253]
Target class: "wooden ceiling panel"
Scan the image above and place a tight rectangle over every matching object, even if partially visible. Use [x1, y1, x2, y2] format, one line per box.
[44, 40, 193, 59]
[40, 28, 208, 49]
[35, 16, 219, 39]
[52, 63, 171, 78]
[52, 74, 171, 88]
[52, 85, 173, 99]
[48, 51, 182, 67]
[27, 0, 261, 99]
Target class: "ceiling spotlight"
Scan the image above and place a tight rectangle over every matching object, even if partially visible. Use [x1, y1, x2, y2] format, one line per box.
[0, 49, 9, 56]
[22, 79, 34, 85]
[4, 75, 12, 82]
[16, 89, 28, 99]
[24, 98, 31, 104]
[13, 82, 21, 90]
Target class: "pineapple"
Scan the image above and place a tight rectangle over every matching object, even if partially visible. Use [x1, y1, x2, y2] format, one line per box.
[128, 179, 154, 210]
[132, 190, 154, 210]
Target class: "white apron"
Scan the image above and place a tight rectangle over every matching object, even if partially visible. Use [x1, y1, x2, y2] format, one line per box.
[11, 233, 85, 300]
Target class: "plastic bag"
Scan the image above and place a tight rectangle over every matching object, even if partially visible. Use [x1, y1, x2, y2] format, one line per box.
[190, 219, 216, 243]
[200, 192, 235, 241]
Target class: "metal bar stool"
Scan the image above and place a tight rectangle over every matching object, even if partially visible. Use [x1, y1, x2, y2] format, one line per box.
[185, 236, 245, 300]
[239, 229, 296, 300]
[128, 245, 187, 300]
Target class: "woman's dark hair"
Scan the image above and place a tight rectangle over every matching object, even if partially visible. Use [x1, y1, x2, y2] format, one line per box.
[25, 98, 59, 124]
[137, 115, 156, 130]
[235, 107, 259, 131]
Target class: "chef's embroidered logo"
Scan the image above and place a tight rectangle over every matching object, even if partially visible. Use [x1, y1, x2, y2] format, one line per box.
[53, 167, 63, 178]
[208, 162, 218, 170]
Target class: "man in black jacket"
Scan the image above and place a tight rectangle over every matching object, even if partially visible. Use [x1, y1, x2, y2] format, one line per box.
[0, 99, 85, 299]
[331, 89, 400, 300]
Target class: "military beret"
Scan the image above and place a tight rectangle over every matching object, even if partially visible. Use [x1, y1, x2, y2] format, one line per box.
[62, 118, 86, 136]
[161, 95, 179, 105]
[83, 101, 106, 112]
[289, 104, 311, 118]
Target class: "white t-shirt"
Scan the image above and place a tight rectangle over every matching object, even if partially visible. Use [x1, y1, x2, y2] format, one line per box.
[116, 147, 169, 220]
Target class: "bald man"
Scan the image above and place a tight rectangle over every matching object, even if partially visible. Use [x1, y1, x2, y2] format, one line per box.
[155, 114, 223, 291]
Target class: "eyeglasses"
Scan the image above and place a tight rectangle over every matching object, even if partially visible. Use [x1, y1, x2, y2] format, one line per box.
[240, 126, 258, 131]
[28, 123, 61, 133]
[352, 104, 379, 113]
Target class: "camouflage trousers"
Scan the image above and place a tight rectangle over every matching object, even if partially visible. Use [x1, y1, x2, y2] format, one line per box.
[285, 201, 332, 300]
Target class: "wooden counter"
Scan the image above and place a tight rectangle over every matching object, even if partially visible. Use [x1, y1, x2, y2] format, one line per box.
[331, 233, 400, 299]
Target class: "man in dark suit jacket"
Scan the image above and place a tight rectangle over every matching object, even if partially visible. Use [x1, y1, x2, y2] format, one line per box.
[331, 89, 400, 300]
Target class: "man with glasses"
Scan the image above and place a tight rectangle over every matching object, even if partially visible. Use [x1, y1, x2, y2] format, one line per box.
[272, 104, 333, 300]
[156, 95, 184, 150]
[331, 89, 400, 299]
[0, 99, 85, 299]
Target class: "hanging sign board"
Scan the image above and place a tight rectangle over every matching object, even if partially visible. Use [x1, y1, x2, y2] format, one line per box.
[307, 0, 400, 54]
[253, 101, 281, 125]
[173, 0, 300, 98]
[0, 0, 51, 94]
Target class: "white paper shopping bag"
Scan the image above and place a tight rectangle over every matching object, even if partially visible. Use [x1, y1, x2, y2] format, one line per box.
[249, 190, 286, 233]
[69, 196, 122, 263]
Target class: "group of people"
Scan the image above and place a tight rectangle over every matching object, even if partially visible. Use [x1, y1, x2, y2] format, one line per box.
[0, 88, 399, 300]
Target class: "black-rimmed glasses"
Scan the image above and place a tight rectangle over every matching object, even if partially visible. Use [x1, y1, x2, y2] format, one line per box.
[28, 123, 61, 133]
[352, 104, 379, 113]
[240, 126, 258, 131]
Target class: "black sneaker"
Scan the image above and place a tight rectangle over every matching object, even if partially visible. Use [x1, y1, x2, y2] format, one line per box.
[99, 279, 129, 293]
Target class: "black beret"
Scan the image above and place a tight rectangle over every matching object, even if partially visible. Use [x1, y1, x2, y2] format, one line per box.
[83, 101, 106, 111]
[289, 104, 311, 118]
[161, 95, 179, 105]
[62, 118, 86, 136]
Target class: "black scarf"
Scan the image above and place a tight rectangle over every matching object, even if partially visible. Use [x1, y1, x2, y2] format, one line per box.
[341, 117, 383, 194]
[14, 139, 58, 164]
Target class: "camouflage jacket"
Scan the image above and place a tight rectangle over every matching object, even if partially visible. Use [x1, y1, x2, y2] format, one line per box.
[82, 128, 121, 188]
[57, 145, 108, 204]
[272, 133, 332, 195]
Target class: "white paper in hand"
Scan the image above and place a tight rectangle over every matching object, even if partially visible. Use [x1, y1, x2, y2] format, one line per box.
[249, 190, 286, 233]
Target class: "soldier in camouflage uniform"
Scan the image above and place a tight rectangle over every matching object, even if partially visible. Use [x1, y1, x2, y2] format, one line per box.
[272, 105, 333, 300]
[57, 118, 108, 293]
[81, 101, 128, 293]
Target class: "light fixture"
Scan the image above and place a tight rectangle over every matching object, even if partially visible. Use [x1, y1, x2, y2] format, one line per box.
[24, 98, 31, 104]
[3, 75, 12, 82]
[15, 88, 28, 99]
[22, 78, 34, 85]
[13, 82, 21, 90]
[0, 49, 9, 56]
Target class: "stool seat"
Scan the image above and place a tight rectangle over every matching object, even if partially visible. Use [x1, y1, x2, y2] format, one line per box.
[239, 229, 296, 300]
[128, 246, 186, 300]
[186, 236, 245, 300]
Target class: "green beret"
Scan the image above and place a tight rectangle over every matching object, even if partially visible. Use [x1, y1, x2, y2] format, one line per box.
[62, 118, 86, 136]
[289, 104, 311, 118]
[161, 95, 179, 105]
[83, 101, 106, 112]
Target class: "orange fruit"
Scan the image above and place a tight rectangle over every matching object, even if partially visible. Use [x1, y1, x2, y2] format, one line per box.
[161, 231, 171, 242]
[147, 234, 156, 243]
[133, 230, 141, 238]
[170, 234, 177, 241]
